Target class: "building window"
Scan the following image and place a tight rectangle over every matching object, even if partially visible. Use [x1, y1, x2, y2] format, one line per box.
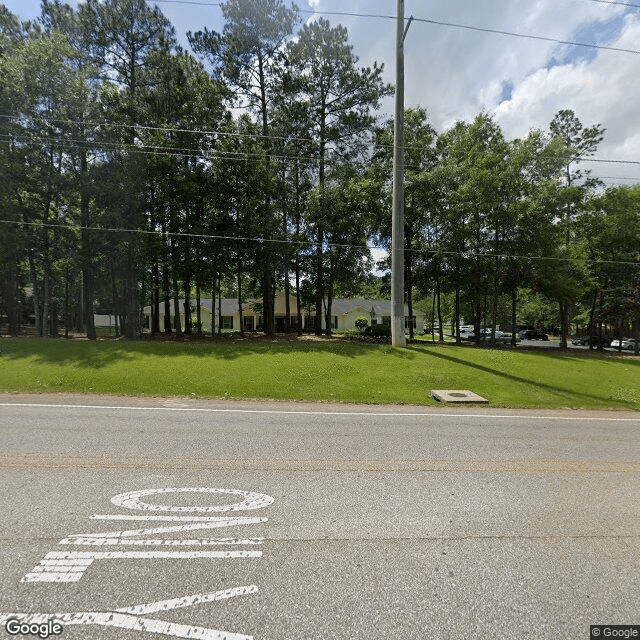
[243, 316, 254, 331]
[405, 316, 416, 329]
[333, 316, 338, 329]
[382, 316, 391, 326]
[221, 316, 233, 330]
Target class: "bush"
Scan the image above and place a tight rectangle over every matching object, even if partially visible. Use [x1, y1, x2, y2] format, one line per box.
[363, 324, 392, 337]
[354, 316, 369, 332]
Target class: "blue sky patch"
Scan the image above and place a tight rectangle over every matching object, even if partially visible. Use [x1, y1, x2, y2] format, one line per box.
[500, 81, 514, 103]
[559, 12, 630, 66]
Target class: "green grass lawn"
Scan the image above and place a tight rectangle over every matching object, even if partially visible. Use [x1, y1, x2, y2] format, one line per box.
[0, 337, 639, 410]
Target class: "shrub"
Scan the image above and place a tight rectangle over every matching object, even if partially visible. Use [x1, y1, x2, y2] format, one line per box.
[354, 316, 369, 332]
[363, 324, 392, 337]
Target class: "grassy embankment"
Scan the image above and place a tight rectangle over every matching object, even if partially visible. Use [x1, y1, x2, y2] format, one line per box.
[0, 337, 638, 410]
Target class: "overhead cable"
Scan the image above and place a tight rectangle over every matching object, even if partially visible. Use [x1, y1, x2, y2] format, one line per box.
[0, 219, 638, 267]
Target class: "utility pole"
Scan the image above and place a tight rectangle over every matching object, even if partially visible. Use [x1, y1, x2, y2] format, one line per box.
[391, 0, 412, 346]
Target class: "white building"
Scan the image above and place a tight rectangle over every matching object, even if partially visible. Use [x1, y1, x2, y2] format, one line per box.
[142, 293, 425, 333]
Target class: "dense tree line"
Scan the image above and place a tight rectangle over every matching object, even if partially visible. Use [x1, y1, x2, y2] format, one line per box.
[0, 0, 638, 347]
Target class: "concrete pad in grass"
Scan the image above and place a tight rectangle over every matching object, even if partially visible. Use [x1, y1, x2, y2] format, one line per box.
[432, 390, 489, 403]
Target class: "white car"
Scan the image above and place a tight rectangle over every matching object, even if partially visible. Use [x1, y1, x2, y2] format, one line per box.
[479, 330, 519, 344]
[610, 338, 638, 351]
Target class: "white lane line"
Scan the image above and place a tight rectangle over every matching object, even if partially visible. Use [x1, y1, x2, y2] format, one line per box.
[1, 402, 638, 421]
[1, 586, 258, 640]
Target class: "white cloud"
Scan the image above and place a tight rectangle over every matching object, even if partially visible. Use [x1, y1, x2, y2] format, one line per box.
[308, 0, 639, 181]
[494, 13, 640, 176]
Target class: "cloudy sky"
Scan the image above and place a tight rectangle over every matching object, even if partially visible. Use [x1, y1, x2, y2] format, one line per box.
[4, 0, 640, 185]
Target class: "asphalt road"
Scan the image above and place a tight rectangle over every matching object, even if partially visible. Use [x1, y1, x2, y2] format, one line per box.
[1, 394, 639, 640]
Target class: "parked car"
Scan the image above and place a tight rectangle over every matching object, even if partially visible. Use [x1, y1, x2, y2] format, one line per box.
[610, 338, 638, 351]
[519, 329, 549, 340]
[572, 335, 612, 347]
[480, 331, 518, 344]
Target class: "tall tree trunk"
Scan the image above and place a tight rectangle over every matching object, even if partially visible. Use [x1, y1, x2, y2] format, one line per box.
[41, 186, 53, 338]
[80, 146, 96, 340]
[163, 230, 172, 334]
[170, 227, 182, 335]
[211, 272, 217, 338]
[237, 267, 244, 337]
[315, 228, 324, 335]
[559, 300, 568, 349]
[431, 286, 436, 343]
[596, 288, 605, 351]
[315, 112, 328, 336]
[325, 254, 334, 336]
[28, 249, 41, 338]
[455, 264, 461, 345]
[64, 269, 70, 339]
[217, 274, 222, 337]
[284, 271, 291, 333]
[172, 255, 182, 337]
[587, 289, 597, 342]
[152, 259, 160, 335]
[257, 51, 275, 337]
[406, 215, 414, 341]
[437, 274, 443, 342]
[183, 273, 192, 335]
[511, 288, 517, 346]
[5, 248, 20, 335]
[295, 160, 302, 335]
[196, 279, 202, 338]
[406, 253, 414, 341]
[490, 258, 500, 344]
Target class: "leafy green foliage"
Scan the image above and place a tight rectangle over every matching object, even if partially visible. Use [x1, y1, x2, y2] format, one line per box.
[354, 316, 368, 331]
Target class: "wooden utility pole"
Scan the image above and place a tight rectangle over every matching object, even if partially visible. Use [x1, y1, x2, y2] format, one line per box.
[391, 0, 412, 346]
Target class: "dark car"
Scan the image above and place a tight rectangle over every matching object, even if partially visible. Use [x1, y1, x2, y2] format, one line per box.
[519, 329, 549, 341]
[572, 335, 612, 347]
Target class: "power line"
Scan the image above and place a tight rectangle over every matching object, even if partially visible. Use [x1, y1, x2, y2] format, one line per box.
[583, 157, 640, 165]
[1, 218, 638, 267]
[597, 175, 640, 181]
[0, 133, 347, 167]
[0, 114, 341, 152]
[4, 134, 640, 185]
[151, 0, 640, 56]
[584, 0, 640, 10]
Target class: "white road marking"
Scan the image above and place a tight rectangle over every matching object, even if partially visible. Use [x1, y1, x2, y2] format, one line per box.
[62, 517, 267, 541]
[111, 488, 274, 512]
[23, 489, 273, 583]
[22, 551, 262, 583]
[1, 402, 638, 421]
[90, 515, 257, 521]
[116, 585, 258, 615]
[1, 586, 258, 640]
[61, 538, 264, 546]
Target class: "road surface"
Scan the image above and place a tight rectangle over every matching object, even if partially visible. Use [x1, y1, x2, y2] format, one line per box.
[1, 394, 639, 640]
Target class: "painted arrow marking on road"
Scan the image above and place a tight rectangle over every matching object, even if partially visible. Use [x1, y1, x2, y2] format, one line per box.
[1, 585, 258, 640]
